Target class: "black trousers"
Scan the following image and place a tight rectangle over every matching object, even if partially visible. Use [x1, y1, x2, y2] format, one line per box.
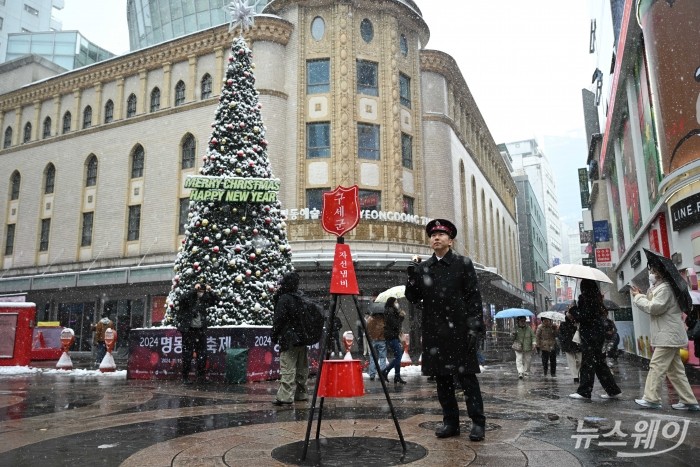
[182, 327, 208, 379]
[436, 373, 485, 428]
[541, 350, 557, 375]
[577, 345, 621, 398]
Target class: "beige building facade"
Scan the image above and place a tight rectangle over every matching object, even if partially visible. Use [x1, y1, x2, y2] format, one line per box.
[0, 0, 526, 351]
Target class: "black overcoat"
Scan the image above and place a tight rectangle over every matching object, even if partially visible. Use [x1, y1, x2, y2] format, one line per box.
[176, 290, 218, 332]
[405, 249, 484, 375]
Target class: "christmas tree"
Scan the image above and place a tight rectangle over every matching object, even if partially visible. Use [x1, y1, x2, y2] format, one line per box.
[163, 30, 293, 326]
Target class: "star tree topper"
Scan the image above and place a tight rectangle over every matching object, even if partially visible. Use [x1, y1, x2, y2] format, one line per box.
[227, 0, 270, 35]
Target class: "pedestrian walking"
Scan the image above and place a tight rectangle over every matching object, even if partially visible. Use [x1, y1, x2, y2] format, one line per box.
[512, 316, 536, 379]
[405, 218, 486, 442]
[558, 314, 582, 383]
[91, 312, 114, 368]
[631, 263, 700, 410]
[602, 312, 620, 366]
[536, 318, 558, 377]
[176, 283, 219, 384]
[381, 297, 407, 384]
[567, 279, 622, 400]
[271, 272, 310, 406]
[366, 305, 387, 381]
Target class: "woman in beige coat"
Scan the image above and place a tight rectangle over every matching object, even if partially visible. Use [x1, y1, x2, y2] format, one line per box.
[631, 265, 700, 410]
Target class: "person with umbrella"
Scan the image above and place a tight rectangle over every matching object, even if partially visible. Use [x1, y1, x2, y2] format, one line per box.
[567, 279, 622, 400]
[512, 316, 536, 379]
[405, 218, 486, 442]
[630, 250, 700, 411]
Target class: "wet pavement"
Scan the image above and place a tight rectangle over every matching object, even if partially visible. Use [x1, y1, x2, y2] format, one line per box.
[0, 355, 699, 466]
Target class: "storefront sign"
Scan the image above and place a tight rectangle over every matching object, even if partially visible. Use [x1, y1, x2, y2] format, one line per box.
[582, 257, 595, 267]
[630, 250, 642, 269]
[595, 248, 613, 268]
[578, 168, 590, 209]
[127, 327, 320, 381]
[579, 222, 593, 244]
[670, 192, 700, 231]
[593, 220, 610, 242]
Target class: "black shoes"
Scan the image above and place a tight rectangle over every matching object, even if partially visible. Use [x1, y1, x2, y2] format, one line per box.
[272, 399, 293, 406]
[394, 377, 407, 385]
[435, 424, 460, 438]
[381, 369, 390, 381]
[469, 424, 485, 441]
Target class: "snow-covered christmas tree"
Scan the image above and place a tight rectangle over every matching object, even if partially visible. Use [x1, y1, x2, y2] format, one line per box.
[163, 4, 293, 326]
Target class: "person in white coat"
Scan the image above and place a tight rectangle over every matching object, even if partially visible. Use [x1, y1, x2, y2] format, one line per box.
[631, 265, 700, 410]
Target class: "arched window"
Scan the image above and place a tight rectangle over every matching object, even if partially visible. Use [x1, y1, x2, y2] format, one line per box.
[131, 145, 144, 178]
[10, 171, 21, 200]
[83, 106, 93, 129]
[85, 155, 98, 187]
[42, 117, 52, 139]
[150, 87, 160, 112]
[181, 134, 195, 169]
[23, 122, 32, 143]
[44, 164, 55, 194]
[62, 111, 72, 134]
[3, 127, 12, 148]
[200, 74, 212, 99]
[174, 81, 186, 106]
[126, 93, 137, 117]
[104, 100, 114, 123]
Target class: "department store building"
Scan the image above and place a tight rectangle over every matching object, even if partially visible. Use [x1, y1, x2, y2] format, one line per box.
[0, 0, 528, 351]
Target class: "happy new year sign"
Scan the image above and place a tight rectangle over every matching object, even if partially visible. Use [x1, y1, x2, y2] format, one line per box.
[184, 176, 279, 202]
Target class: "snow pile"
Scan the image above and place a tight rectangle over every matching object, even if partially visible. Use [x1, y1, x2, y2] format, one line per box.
[0, 366, 127, 378]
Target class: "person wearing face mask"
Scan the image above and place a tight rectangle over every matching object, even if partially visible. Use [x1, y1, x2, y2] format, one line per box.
[512, 316, 536, 379]
[630, 265, 700, 411]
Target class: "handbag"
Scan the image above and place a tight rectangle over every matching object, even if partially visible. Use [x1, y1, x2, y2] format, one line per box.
[572, 329, 581, 344]
[511, 340, 523, 352]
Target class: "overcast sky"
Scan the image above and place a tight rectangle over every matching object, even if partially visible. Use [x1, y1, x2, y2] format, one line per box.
[54, 0, 591, 228]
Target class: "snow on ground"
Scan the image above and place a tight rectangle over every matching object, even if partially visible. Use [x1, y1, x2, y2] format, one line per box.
[0, 366, 127, 378]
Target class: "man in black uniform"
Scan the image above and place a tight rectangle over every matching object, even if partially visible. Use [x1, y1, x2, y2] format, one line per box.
[405, 219, 486, 441]
[177, 283, 219, 384]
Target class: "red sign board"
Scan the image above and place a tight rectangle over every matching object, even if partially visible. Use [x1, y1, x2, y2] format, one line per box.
[330, 243, 359, 295]
[322, 185, 360, 237]
[595, 248, 612, 267]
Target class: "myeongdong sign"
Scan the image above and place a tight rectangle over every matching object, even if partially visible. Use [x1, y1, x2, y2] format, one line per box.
[281, 207, 430, 226]
[184, 175, 280, 202]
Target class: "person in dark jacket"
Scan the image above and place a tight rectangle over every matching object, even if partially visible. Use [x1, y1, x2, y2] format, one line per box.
[271, 272, 309, 405]
[381, 297, 406, 384]
[177, 283, 219, 384]
[567, 279, 621, 400]
[405, 218, 486, 442]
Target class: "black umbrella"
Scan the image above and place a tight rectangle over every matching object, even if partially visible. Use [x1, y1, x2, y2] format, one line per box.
[550, 298, 620, 312]
[643, 248, 693, 312]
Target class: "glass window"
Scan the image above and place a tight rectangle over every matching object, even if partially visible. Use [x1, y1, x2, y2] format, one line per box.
[150, 88, 160, 112]
[178, 198, 189, 235]
[3, 127, 12, 148]
[307, 59, 330, 94]
[5, 224, 15, 256]
[399, 73, 411, 108]
[181, 134, 196, 169]
[10, 172, 20, 200]
[175, 81, 186, 106]
[127, 205, 141, 241]
[357, 60, 378, 96]
[131, 145, 144, 178]
[62, 111, 71, 134]
[403, 196, 414, 215]
[42, 117, 51, 138]
[311, 16, 325, 41]
[200, 74, 212, 99]
[126, 93, 137, 118]
[359, 189, 381, 211]
[306, 188, 328, 212]
[104, 100, 114, 123]
[23, 122, 31, 143]
[86, 156, 98, 187]
[358, 124, 380, 160]
[44, 164, 55, 194]
[307, 123, 330, 158]
[81, 212, 93, 247]
[39, 218, 51, 252]
[400, 34, 408, 57]
[83, 106, 92, 129]
[401, 133, 413, 169]
[360, 19, 373, 43]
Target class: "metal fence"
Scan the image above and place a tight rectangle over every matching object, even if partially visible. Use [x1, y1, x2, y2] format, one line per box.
[481, 330, 515, 363]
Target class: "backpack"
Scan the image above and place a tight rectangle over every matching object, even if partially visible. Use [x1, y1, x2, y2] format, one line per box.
[293, 294, 325, 346]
